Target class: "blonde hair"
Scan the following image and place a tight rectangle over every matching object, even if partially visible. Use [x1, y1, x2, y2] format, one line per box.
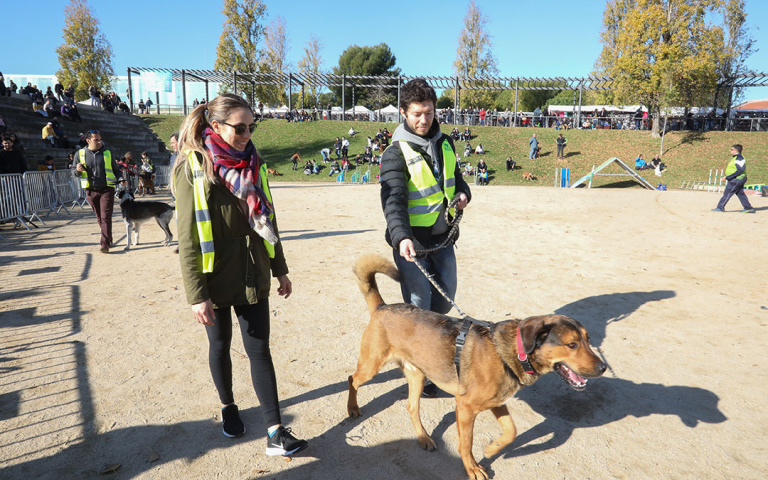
[172, 93, 253, 194]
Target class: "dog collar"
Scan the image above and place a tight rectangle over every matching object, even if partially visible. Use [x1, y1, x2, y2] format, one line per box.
[516, 328, 537, 375]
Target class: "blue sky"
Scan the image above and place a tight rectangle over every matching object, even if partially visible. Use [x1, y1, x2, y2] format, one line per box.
[3, 0, 767, 99]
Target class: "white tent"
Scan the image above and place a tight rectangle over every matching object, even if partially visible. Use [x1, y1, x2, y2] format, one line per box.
[345, 105, 372, 115]
[375, 104, 399, 122]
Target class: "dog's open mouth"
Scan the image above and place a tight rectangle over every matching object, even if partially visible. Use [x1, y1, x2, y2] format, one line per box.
[555, 363, 588, 391]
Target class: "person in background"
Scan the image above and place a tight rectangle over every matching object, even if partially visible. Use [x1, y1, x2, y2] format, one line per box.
[556, 133, 567, 159]
[72, 130, 122, 253]
[712, 144, 755, 213]
[38, 155, 56, 171]
[172, 94, 308, 457]
[0, 134, 27, 173]
[529, 133, 538, 159]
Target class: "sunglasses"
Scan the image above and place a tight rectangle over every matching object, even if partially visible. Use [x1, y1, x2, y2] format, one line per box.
[220, 121, 256, 135]
[88, 129, 100, 134]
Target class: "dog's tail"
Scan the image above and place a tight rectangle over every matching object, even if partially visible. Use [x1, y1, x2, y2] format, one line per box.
[353, 254, 400, 313]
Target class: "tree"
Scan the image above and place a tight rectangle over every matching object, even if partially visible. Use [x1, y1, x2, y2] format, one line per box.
[596, 0, 728, 137]
[297, 35, 323, 107]
[214, 0, 267, 104]
[715, 0, 755, 112]
[55, 0, 114, 102]
[452, 0, 499, 108]
[330, 43, 399, 108]
[259, 16, 289, 106]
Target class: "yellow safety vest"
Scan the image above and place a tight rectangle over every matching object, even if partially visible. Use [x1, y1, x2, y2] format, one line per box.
[399, 140, 457, 227]
[186, 153, 276, 274]
[725, 156, 746, 180]
[78, 149, 116, 189]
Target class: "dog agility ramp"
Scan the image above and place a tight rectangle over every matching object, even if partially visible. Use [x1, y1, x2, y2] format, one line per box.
[569, 157, 656, 190]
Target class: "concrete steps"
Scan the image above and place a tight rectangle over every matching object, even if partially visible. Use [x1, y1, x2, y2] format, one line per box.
[0, 93, 170, 170]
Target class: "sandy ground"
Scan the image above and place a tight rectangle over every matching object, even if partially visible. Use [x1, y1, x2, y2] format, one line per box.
[1, 183, 767, 480]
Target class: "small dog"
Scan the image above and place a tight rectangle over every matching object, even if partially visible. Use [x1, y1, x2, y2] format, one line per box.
[267, 167, 282, 176]
[348, 255, 606, 479]
[522, 172, 537, 181]
[117, 189, 174, 250]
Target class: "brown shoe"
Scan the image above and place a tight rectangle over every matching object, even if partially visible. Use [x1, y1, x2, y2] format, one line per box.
[100, 246, 109, 254]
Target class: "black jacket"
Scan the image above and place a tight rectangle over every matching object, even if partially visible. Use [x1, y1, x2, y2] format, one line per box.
[380, 120, 471, 251]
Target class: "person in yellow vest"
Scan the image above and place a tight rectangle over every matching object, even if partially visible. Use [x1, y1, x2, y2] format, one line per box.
[712, 144, 755, 213]
[72, 130, 122, 253]
[380, 78, 471, 397]
[172, 93, 307, 457]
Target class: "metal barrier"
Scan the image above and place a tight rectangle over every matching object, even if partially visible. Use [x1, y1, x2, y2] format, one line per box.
[23, 171, 58, 223]
[54, 170, 83, 213]
[0, 174, 31, 235]
[155, 165, 172, 188]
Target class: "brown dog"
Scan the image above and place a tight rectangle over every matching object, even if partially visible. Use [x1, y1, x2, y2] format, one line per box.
[522, 172, 537, 181]
[267, 167, 282, 176]
[347, 255, 606, 479]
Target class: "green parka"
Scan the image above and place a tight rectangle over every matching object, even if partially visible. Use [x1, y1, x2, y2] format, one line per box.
[175, 154, 288, 308]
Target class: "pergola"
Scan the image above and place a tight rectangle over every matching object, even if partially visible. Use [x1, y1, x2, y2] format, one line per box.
[127, 67, 768, 125]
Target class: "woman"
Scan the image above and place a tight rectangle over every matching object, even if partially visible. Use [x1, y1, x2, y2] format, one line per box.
[173, 94, 307, 457]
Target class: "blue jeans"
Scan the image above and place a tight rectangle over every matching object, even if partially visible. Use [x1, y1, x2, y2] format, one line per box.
[393, 246, 457, 314]
[529, 145, 537, 159]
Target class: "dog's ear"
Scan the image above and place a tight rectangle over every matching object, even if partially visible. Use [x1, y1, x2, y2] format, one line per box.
[519, 316, 550, 354]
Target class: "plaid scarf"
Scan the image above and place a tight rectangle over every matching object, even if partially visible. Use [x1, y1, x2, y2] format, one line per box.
[203, 127, 277, 244]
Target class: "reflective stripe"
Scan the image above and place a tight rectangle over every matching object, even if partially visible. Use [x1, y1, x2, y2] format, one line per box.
[409, 203, 443, 214]
[195, 209, 211, 222]
[199, 240, 215, 253]
[408, 183, 442, 200]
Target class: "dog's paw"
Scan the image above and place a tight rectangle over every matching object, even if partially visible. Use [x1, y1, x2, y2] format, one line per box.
[347, 405, 362, 418]
[466, 464, 489, 480]
[123, 246, 130, 251]
[417, 434, 436, 451]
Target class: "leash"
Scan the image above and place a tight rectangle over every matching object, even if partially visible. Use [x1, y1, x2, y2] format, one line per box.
[411, 197, 493, 380]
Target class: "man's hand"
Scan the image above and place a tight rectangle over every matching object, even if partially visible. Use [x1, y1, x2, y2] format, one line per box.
[399, 239, 417, 262]
[455, 192, 469, 210]
[75, 163, 85, 173]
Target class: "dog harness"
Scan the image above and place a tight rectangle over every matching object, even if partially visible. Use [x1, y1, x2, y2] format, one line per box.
[399, 140, 456, 227]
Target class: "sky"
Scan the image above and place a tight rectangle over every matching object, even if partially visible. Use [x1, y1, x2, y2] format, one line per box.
[2, 0, 767, 100]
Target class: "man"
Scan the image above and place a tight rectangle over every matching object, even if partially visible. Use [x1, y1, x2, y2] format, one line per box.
[529, 133, 538, 159]
[0, 135, 26, 173]
[145, 98, 153, 114]
[72, 130, 122, 253]
[380, 78, 471, 397]
[42, 122, 58, 147]
[712, 144, 755, 213]
[556, 133, 567, 159]
[341, 136, 350, 159]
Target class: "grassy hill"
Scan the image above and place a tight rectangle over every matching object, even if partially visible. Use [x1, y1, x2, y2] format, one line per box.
[141, 114, 768, 189]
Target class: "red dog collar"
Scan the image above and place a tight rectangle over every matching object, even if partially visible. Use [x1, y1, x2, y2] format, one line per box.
[516, 327, 537, 374]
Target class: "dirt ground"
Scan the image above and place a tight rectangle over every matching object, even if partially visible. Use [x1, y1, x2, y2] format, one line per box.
[1, 183, 766, 480]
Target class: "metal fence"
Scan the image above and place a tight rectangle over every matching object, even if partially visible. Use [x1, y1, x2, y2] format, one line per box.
[0, 170, 84, 239]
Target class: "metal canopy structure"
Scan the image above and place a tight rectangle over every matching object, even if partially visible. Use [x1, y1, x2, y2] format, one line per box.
[127, 67, 768, 122]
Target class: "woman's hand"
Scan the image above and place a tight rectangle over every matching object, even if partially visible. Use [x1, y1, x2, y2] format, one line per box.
[277, 275, 292, 299]
[191, 299, 215, 325]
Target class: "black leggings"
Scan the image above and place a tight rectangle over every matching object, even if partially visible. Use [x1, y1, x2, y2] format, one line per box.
[206, 301, 281, 427]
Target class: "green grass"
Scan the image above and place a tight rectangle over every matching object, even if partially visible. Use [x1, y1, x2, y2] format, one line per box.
[140, 114, 768, 188]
